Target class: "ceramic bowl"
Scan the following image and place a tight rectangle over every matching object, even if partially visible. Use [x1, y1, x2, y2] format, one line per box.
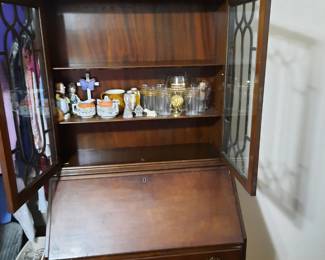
[76, 102, 96, 118]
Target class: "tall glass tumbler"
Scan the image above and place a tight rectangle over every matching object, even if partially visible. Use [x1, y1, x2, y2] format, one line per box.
[156, 84, 171, 116]
[140, 84, 148, 108]
[146, 86, 157, 111]
[185, 86, 200, 116]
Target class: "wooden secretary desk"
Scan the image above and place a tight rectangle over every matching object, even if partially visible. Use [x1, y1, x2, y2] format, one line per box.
[0, 0, 271, 259]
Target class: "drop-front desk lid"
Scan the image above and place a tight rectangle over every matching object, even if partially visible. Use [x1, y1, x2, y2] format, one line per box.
[46, 167, 245, 260]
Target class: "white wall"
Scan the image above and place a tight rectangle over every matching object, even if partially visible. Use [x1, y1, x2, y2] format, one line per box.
[237, 0, 325, 260]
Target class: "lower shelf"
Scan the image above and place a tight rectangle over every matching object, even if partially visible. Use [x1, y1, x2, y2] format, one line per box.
[62, 144, 223, 175]
[58, 109, 221, 125]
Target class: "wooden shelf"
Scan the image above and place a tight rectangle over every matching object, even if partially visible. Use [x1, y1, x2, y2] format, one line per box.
[58, 109, 221, 125]
[63, 143, 221, 169]
[52, 60, 221, 71]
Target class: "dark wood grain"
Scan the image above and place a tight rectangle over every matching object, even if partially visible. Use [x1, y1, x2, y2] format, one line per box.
[0, 0, 273, 258]
[64, 143, 220, 167]
[58, 118, 222, 164]
[47, 167, 244, 260]
[245, 0, 272, 195]
[61, 159, 225, 177]
[52, 61, 221, 70]
[75, 249, 242, 260]
[47, 0, 222, 68]
[215, 1, 228, 65]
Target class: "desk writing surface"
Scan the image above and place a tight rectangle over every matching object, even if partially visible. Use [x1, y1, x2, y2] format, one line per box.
[47, 168, 243, 260]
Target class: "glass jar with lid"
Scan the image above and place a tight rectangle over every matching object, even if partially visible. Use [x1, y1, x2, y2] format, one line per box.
[166, 76, 188, 116]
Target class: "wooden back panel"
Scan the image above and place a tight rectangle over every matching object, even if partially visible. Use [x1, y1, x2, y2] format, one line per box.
[46, 0, 223, 67]
[59, 118, 222, 162]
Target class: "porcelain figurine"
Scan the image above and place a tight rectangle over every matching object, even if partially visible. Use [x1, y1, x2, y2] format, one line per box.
[55, 82, 70, 121]
[67, 82, 81, 115]
[144, 108, 157, 118]
[76, 72, 99, 101]
[134, 105, 144, 117]
[123, 92, 135, 119]
[97, 96, 119, 118]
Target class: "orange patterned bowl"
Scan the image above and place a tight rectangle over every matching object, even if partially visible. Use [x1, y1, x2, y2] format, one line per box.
[97, 99, 119, 118]
[76, 101, 96, 118]
[98, 100, 113, 107]
[78, 102, 95, 109]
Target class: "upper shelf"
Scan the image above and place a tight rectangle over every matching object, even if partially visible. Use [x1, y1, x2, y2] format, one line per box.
[52, 60, 222, 71]
[59, 109, 221, 125]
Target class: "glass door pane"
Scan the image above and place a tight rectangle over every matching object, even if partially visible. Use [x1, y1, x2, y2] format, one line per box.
[0, 1, 58, 211]
[223, 0, 271, 194]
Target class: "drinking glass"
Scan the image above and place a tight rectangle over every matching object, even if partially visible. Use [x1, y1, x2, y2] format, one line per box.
[185, 86, 200, 116]
[156, 84, 171, 116]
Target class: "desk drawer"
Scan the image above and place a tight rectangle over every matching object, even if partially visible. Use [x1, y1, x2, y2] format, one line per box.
[153, 250, 242, 260]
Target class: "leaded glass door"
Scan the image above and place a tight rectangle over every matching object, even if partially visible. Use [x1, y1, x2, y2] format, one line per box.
[0, 0, 58, 212]
[223, 0, 271, 195]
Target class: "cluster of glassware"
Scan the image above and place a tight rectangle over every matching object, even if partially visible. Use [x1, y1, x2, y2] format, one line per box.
[141, 76, 211, 117]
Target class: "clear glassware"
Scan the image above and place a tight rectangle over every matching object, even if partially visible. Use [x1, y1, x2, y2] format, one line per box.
[145, 86, 157, 111]
[156, 84, 171, 116]
[140, 84, 149, 109]
[185, 85, 200, 116]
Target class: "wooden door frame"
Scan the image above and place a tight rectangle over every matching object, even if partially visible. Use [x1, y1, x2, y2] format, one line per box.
[0, 0, 59, 212]
[224, 0, 272, 195]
